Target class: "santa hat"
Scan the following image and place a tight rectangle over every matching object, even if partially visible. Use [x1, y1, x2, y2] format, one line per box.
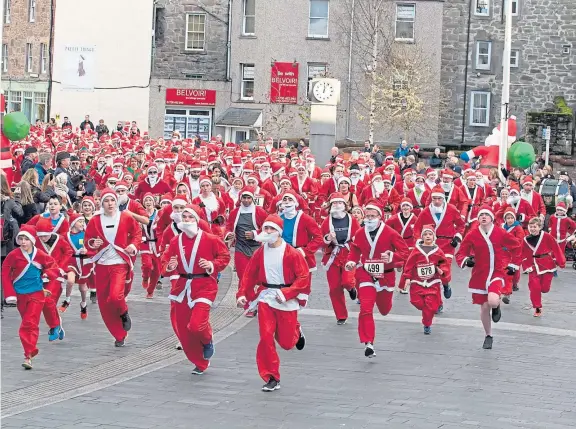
[441, 169, 453, 179]
[430, 185, 445, 199]
[36, 217, 54, 237]
[371, 171, 383, 181]
[556, 202, 568, 213]
[420, 224, 436, 239]
[243, 161, 254, 173]
[231, 176, 244, 185]
[142, 192, 155, 204]
[241, 185, 257, 199]
[381, 174, 392, 184]
[402, 169, 414, 177]
[199, 175, 212, 186]
[113, 157, 124, 166]
[415, 174, 426, 182]
[364, 199, 383, 216]
[503, 206, 517, 220]
[182, 204, 200, 222]
[81, 196, 96, 210]
[262, 214, 284, 234]
[351, 206, 364, 216]
[321, 168, 331, 177]
[329, 192, 346, 204]
[69, 212, 85, 230]
[147, 164, 159, 173]
[171, 195, 187, 207]
[522, 176, 534, 186]
[509, 187, 520, 195]
[400, 197, 413, 209]
[426, 168, 436, 177]
[101, 188, 118, 203]
[115, 181, 129, 191]
[279, 176, 292, 186]
[246, 173, 260, 185]
[338, 176, 351, 186]
[17, 225, 37, 245]
[282, 190, 299, 206]
[176, 182, 192, 196]
[232, 156, 242, 167]
[477, 205, 495, 220]
[160, 194, 173, 205]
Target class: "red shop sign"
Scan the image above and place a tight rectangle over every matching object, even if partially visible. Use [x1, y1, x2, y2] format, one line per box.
[166, 88, 216, 106]
[270, 62, 299, 104]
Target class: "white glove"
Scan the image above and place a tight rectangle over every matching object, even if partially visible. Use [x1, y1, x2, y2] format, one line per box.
[345, 261, 356, 271]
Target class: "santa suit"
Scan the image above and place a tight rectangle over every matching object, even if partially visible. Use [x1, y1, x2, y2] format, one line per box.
[226, 204, 268, 291]
[404, 242, 451, 327]
[84, 210, 142, 341]
[406, 187, 430, 216]
[162, 230, 230, 372]
[547, 214, 576, 252]
[456, 224, 521, 304]
[320, 213, 361, 320]
[496, 199, 535, 229]
[413, 203, 465, 259]
[261, 178, 281, 197]
[28, 213, 70, 236]
[461, 185, 486, 235]
[186, 176, 201, 199]
[478, 182, 496, 205]
[65, 230, 94, 291]
[252, 186, 273, 212]
[425, 185, 469, 219]
[134, 177, 173, 202]
[119, 198, 148, 221]
[386, 212, 418, 291]
[318, 177, 339, 207]
[291, 175, 319, 208]
[347, 223, 410, 344]
[521, 232, 566, 309]
[237, 241, 309, 382]
[501, 221, 524, 295]
[307, 165, 323, 180]
[358, 185, 389, 207]
[159, 220, 213, 253]
[192, 193, 226, 223]
[140, 210, 162, 295]
[521, 190, 546, 218]
[2, 247, 59, 358]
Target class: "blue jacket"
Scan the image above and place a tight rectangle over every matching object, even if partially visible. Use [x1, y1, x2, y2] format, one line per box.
[394, 146, 410, 159]
[34, 163, 48, 185]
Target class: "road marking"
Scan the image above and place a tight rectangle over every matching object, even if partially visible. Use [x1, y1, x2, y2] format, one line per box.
[301, 308, 576, 337]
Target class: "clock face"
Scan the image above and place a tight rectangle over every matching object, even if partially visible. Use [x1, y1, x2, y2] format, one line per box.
[312, 81, 335, 102]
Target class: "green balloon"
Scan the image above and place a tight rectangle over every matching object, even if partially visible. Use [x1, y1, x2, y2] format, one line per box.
[508, 141, 535, 169]
[2, 111, 31, 141]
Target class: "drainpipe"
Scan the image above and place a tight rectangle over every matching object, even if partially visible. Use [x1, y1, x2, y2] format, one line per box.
[345, 0, 355, 138]
[226, 0, 232, 81]
[46, 0, 56, 120]
[460, 0, 473, 146]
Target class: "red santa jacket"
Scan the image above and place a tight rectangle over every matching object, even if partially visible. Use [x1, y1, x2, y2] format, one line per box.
[405, 187, 430, 216]
[121, 197, 148, 221]
[358, 185, 390, 207]
[495, 199, 535, 228]
[521, 231, 566, 274]
[159, 220, 213, 253]
[37, 234, 74, 281]
[501, 221, 525, 268]
[192, 193, 227, 223]
[28, 213, 70, 236]
[252, 186, 273, 212]
[291, 175, 319, 204]
[318, 177, 339, 206]
[404, 242, 452, 288]
[521, 191, 546, 217]
[237, 241, 310, 310]
[461, 185, 486, 225]
[307, 165, 323, 180]
[162, 230, 230, 308]
[261, 178, 281, 197]
[2, 247, 60, 297]
[282, 211, 323, 271]
[320, 213, 361, 269]
[425, 185, 470, 218]
[134, 178, 173, 201]
[347, 223, 410, 291]
[456, 224, 521, 294]
[385, 212, 418, 249]
[140, 209, 161, 257]
[226, 205, 268, 240]
[547, 214, 576, 244]
[413, 203, 465, 257]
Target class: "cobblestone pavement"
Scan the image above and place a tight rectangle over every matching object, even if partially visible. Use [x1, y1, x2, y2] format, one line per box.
[2, 255, 576, 428]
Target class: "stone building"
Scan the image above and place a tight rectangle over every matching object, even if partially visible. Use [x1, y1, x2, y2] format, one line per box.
[1, 0, 52, 122]
[439, 0, 576, 147]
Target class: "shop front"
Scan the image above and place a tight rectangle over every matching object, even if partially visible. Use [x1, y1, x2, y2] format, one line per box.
[1, 81, 49, 123]
[164, 88, 217, 141]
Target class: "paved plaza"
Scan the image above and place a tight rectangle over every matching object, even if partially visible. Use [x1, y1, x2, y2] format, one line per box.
[2, 258, 576, 429]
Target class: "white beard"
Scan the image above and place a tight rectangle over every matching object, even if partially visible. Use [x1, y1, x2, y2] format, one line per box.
[177, 222, 198, 238]
[174, 172, 184, 181]
[282, 204, 297, 219]
[373, 182, 385, 194]
[431, 204, 444, 214]
[118, 194, 129, 205]
[351, 176, 360, 185]
[255, 231, 279, 243]
[170, 211, 182, 223]
[148, 177, 158, 187]
[331, 207, 346, 219]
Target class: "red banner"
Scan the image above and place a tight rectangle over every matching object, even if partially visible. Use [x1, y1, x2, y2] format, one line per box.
[270, 62, 299, 104]
[166, 88, 216, 106]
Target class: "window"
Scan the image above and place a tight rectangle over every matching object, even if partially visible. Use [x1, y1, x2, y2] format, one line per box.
[40, 43, 47, 74]
[25, 43, 33, 73]
[28, 0, 36, 22]
[1, 44, 7, 73]
[470, 91, 491, 126]
[474, 0, 489, 16]
[10, 91, 22, 112]
[504, 0, 518, 16]
[240, 64, 254, 100]
[242, 0, 255, 35]
[185, 14, 206, 51]
[395, 4, 415, 41]
[23, 91, 33, 122]
[510, 50, 519, 67]
[475, 41, 491, 70]
[308, 0, 329, 38]
[307, 64, 327, 100]
[4, 0, 10, 24]
[34, 92, 47, 121]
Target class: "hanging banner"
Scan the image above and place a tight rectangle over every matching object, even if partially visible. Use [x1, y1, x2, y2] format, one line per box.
[60, 45, 96, 91]
[270, 62, 299, 104]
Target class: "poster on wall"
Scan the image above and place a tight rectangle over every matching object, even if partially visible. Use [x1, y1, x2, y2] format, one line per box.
[60, 45, 96, 91]
[270, 62, 299, 104]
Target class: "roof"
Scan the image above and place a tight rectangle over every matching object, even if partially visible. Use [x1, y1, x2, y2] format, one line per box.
[215, 108, 263, 127]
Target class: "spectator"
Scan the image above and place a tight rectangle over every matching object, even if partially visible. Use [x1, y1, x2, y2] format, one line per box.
[408, 145, 420, 163]
[1, 174, 23, 260]
[21, 169, 42, 210]
[34, 152, 52, 185]
[329, 146, 339, 164]
[543, 164, 555, 179]
[20, 147, 38, 175]
[416, 161, 427, 175]
[54, 152, 83, 203]
[404, 154, 416, 172]
[95, 119, 109, 138]
[61, 116, 72, 129]
[80, 115, 95, 131]
[558, 170, 576, 217]
[130, 126, 140, 138]
[393, 140, 410, 159]
[363, 140, 372, 153]
[14, 181, 38, 224]
[371, 144, 384, 167]
[429, 148, 443, 168]
[116, 121, 125, 134]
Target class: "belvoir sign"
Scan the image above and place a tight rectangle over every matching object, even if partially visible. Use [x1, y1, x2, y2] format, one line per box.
[270, 62, 299, 104]
[165, 88, 217, 106]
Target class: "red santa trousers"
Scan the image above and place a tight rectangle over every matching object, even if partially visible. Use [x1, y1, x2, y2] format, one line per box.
[358, 286, 393, 344]
[42, 279, 62, 329]
[256, 302, 300, 382]
[326, 264, 355, 320]
[141, 254, 161, 295]
[409, 284, 441, 327]
[234, 251, 251, 290]
[502, 270, 521, 295]
[528, 272, 554, 309]
[17, 290, 46, 358]
[95, 264, 130, 341]
[172, 301, 212, 371]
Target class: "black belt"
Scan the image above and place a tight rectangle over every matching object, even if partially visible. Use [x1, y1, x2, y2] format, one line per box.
[263, 282, 292, 289]
[404, 235, 413, 239]
[534, 254, 547, 258]
[76, 254, 89, 260]
[146, 239, 158, 242]
[437, 235, 452, 239]
[179, 273, 210, 279]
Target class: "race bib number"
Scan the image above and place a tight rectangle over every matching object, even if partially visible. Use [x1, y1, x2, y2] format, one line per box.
[254, 196, 264, 207]
[417, 263, 436, 279]
[364, 259, 386, 278]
